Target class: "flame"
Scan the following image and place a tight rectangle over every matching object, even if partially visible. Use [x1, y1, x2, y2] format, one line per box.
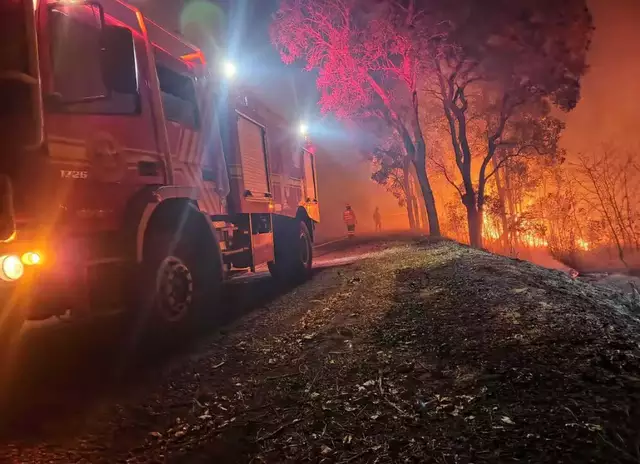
[577, 238, 590, 251]
[482, 213, 548, 248]
[521, 234, 548, 248]
[482, 215, 501, 241]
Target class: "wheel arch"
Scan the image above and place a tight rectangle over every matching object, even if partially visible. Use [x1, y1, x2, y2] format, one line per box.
[295, 206, 315, 242]
[129, 190, 223, 277]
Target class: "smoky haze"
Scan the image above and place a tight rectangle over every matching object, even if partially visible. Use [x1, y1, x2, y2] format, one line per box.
[130, 0, 640, 244]
[561, 0, 640, 156]
[131, 0, 410, 241]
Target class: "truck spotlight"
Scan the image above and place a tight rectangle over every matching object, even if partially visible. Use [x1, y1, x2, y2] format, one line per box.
[299, 122, 309, 136]
[222, 60, 237, 79]
[0, 255, 24, 281]
[22, 251, 42, 266]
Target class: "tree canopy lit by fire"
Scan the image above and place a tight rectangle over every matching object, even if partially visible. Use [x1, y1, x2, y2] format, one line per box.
[269, 0, 639, 266]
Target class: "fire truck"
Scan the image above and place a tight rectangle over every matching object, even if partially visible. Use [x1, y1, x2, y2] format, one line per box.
[0, 0, 320, 342]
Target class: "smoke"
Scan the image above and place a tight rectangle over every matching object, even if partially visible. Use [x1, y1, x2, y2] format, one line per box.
[313, 138, 410, 242]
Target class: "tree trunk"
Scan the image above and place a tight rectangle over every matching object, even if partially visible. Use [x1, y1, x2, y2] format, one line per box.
[409, 90, 440, 236]
[403, 156, 417, 229]
[411, 194, 422, 229]
[449, 100, 479, 248]
[461, 185, 483, 248]
[413, 157, 440, 236]
[492, 157, 510, 251]
[465, 201, 483, 249]
[406, 201, 416, 229]
[504, 163, 517, 243]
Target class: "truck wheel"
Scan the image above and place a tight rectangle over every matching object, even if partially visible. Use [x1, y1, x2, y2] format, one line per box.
[269, 221, 313, 283]
[139, 230, 220, 336]
[296, 221, 314, 278]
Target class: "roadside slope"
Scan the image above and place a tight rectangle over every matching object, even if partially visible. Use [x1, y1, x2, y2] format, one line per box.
[4, 239, 640, 463]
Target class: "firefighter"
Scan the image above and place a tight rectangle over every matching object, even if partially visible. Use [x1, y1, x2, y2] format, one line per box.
[373, 206, 382, 232]
[343, 204, 357, 238]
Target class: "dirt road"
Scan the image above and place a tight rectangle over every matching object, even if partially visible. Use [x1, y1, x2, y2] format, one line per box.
[1, 236, 640, 463]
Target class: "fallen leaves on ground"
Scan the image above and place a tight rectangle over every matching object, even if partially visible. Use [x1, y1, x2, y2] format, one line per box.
[4, 239, 640, 463]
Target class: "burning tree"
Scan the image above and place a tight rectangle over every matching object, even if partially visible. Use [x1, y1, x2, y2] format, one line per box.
[573, 149, 640, 268]
[422, 0, 593, 248]
[430, 102, 566, 250]
[490, 114, 565, 250]
[270, 0, 441, 236]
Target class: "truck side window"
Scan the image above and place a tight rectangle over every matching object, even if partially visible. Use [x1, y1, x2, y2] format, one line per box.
[49, 7, 139, 114]
[288, 150, 304, 180]
[156, 65, 200, 130]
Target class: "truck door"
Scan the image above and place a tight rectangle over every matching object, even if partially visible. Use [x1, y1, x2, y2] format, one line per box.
[235, 113, 274, 268]
[40, 3, 163, 232]
[301, 149, 319, 222]
[302, 149, 317, 203]
[236, 114, 270, 201]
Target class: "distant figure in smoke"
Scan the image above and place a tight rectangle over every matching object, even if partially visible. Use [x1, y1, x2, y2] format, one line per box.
[373, 206, 382, 232]
[343, 204, 357, 238]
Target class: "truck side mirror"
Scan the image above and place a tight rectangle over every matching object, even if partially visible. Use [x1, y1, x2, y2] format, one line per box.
[101, 26, 138, 95]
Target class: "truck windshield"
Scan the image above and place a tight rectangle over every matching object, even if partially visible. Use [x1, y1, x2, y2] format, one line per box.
[0, 0, 39, 148]
[0, 0, 30, 74]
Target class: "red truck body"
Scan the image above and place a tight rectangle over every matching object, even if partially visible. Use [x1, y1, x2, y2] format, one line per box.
[0, 0, 319, 332]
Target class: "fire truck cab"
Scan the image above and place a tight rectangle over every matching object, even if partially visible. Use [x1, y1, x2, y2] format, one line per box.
[0, 0, 319, 343]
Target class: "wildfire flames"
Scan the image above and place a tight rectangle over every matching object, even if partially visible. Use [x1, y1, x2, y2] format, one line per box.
[576, 238, 590, 251]
[482, 217, 501, 242]
[482, 214, 590, 250]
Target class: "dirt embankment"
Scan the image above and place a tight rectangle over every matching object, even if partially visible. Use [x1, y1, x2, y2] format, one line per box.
[3, 239, 640, 463]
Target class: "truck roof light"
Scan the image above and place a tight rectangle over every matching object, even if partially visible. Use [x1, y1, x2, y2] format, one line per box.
[222, 60, 236, 79]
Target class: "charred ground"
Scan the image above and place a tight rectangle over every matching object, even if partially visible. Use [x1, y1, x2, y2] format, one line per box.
[2, 238, 640, 463]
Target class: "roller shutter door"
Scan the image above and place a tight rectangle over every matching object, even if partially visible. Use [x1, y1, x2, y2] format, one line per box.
[302, 149, 317, 201]
[237, 115, 269, 197]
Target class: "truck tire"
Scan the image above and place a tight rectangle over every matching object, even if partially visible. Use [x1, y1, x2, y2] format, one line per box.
[268, 221, 313, 284]
[137, 229, 221, 337]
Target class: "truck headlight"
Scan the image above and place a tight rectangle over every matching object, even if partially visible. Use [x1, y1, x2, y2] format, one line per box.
[22, 251, 42, 266]
[0, 255, 24, 281]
